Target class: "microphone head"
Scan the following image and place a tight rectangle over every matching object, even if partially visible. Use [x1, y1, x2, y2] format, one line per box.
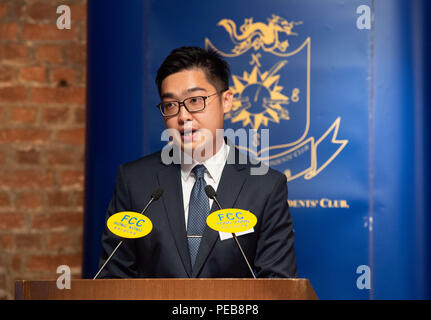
[204, 185, 217, 199]
[151, 188, 164, 201]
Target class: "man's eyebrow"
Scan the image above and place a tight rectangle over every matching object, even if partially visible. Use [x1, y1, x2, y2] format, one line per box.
[186, 87, 207, 93]
[161, 87, 207, 100]
[161, 92, 175, 100]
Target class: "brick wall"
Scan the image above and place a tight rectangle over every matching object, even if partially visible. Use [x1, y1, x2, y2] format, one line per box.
[0, 0, 86, 299]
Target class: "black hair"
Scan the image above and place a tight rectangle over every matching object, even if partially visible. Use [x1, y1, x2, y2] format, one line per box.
[155, 46, 230, 96]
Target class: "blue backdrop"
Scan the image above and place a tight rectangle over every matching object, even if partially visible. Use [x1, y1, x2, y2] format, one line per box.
[83, 0, 431, 299]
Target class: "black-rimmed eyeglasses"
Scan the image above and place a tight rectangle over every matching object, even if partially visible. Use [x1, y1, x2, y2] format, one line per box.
[157, 92, 220, 117]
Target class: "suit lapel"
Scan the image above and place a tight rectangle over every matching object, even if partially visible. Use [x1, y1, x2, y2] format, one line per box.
[191, 146, 248, 277]
[157, 163, 193, 277]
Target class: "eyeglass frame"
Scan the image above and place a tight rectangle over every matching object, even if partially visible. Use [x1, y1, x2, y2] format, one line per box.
[156, 90, 226, 117]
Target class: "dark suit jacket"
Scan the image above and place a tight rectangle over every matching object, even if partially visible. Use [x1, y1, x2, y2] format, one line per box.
[98, 143, 297, 278]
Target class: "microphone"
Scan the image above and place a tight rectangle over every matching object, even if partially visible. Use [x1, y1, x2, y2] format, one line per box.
[204, 185, 256, 279]
[139, 188, 163, 215]
[93, 187, 164, 280]
[150, 188, 164, 201]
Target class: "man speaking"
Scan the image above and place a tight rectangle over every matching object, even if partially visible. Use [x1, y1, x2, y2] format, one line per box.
[97, 46, 298, 278]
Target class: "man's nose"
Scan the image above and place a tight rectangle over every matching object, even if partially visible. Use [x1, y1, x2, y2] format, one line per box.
[177, 103, 193, 122]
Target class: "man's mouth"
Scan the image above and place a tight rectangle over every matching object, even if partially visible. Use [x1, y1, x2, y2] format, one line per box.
[181, 129, 199, 142]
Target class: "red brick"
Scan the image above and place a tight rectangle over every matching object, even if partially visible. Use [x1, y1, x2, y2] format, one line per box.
[74, 107, 85, 124]
[32, 212, 83, 230]
[26, 253, 81, 272]
[50, 67, 76, 85]
[10, 106, 38, 124]
[22, 23, 76, 41]
[15, 234, 43, 250]
[0, 86, 27, 102]
[35, 45, 63, 63]
[30, 87, 85, 104]
[0, 191, 10, 207]
[78, 150, 85, 163]
[11, 255, 22, 273]
[81, 67, 86, 84]
[0, 65, 15, 82]
[42, 107, 69, 124]
[0, 106, 4, 122]
[0, 235, 14, 250]
[0, 23, 19, 40]
[46, 149, 75, 165]
[47, 191, 75, 207]
[0, 0, 87, 300]
[0, 5, 7, 19]
[27, 2, 57, 21]
[55, 127, 85, 145]
[19, 66, 46, 82]
[0, 44, 28, 62]
[69, 4, 86, 21]
[65, 44, 86, 64]
[76, 190, 84, 207]
[0, 128, 50, 144]
[82, 22, 87, 43]
[12, 2, 26, 20]
[16, 191, 43, 209]
[0, 213, 25, 230]
[48, 232, 82, 250]
[0, 149, 6, 164]
[1, 169, 55, 188]
[15, 148, 41, 165]
[61, 170, 84, 187]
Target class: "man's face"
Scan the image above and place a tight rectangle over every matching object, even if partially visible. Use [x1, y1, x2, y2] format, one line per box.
[161, 68, 232, 159]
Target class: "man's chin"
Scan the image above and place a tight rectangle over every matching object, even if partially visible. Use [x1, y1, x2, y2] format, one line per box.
[180, 140, 214, 161]
[181, 141, 201, 155]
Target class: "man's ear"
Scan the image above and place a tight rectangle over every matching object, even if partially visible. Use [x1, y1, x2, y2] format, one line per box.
[222, 89, 233, 114]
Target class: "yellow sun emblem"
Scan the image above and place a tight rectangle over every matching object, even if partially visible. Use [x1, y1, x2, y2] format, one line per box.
[226, 57, 299, 130]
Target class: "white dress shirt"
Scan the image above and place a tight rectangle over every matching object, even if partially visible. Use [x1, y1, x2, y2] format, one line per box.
[181, 141, 230, 230]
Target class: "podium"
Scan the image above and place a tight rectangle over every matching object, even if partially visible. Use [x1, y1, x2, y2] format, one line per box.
[15, 278, 317, 300]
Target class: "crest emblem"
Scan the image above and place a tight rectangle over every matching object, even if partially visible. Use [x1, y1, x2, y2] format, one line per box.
[206, 16, 348, 181]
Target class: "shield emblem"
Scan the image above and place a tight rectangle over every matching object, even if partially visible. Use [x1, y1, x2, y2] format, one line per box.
[206, 18, 309, 154]
[206, 16, 346, 181]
